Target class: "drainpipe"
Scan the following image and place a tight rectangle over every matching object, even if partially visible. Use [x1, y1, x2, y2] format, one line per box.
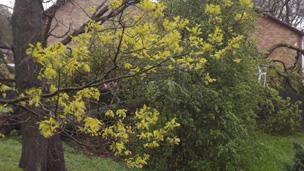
[302, 35, 304, 73]
[300, 34, 304, 86]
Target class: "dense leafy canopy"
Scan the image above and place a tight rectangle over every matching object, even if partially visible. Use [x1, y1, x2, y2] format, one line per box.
[1, 0, 303, 170]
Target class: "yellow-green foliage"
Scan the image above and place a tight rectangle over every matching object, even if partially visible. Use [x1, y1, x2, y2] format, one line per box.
[103, 106, 180, 168]
[0, 0, 255, 168]
[127, 0, 258, 170]
[109, 0, 122, 9]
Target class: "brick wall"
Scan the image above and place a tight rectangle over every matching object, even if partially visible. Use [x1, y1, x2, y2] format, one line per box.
[48, 0, 138, 45]
[49, 2, 303, 69]
[48, 0, 103, 44]
[251, 16, 303, 68]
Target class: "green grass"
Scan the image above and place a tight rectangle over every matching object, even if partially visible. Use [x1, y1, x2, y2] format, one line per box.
[252, 132, 304, 171]
[2, 133, 304, 171]
[0, 138, 22, 171]
[0, 137, 136, 171]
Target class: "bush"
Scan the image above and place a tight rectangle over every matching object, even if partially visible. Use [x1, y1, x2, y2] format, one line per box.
[127, 42, 262, 170]
[286, 143, 304, 171]
[257, 88, 302, 135]
[124, 0, 263, 170]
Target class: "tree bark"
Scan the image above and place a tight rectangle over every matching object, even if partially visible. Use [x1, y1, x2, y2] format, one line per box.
[19, 115, 65, 171]
[12, 0, 66, 171]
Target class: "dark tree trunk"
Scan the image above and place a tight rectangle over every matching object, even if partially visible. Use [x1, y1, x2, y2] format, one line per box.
[19, 115, 65, 171]
[12, 0, 66, 171]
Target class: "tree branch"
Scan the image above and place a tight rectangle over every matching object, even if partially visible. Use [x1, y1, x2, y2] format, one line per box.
[61, 0, 140, 45]
[266, 43, 304, 58]
[43, 0, 69, 40]
[0, 53, 188, 104]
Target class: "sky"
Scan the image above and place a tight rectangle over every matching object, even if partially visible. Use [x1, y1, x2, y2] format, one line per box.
[0, 0, 55, 10]
[0, 0, 13, 8]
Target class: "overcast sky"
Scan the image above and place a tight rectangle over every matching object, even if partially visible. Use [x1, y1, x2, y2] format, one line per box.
[0, 0, 54, 10]
[0, 0, 13, 8]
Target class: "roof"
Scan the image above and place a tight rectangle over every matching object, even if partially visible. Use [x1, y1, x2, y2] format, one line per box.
[263, 14, 304, 36]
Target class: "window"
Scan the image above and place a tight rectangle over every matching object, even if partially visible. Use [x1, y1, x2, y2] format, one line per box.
[258, 65, 267, 87]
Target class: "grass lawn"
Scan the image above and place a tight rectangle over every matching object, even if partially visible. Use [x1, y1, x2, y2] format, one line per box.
[252, 132, 304, 171]
[0, 137, 136, 171]
[2, 133, 304, 171]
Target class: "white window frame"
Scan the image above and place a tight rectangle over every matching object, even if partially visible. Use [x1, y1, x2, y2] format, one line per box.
[301, 36, 304, 73]
[258, 65, 268, 87]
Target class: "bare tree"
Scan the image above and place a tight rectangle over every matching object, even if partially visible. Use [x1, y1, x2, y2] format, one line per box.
[253, 0, 304, 28]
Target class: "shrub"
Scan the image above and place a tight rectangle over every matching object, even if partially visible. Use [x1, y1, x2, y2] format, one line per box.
[127, 38, 262, 171]
[124, 0, 263, 170]
[135, 69, 261, 170]
[286, 143, 304, 171]
[257, 88, 302, 135]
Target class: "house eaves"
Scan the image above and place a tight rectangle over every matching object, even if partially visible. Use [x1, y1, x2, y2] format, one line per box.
[264, 14, 304, 36]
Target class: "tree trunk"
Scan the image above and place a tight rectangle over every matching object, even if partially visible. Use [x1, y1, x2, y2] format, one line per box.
[19, 114, 66, 171]
[12, 0, 66, 171]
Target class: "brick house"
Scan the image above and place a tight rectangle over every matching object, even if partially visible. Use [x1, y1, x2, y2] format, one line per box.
[45, 2, 304, 72]
[252, 14, 304, 68]
[250, 14, 304, 85]
[47, 0, 102, 44]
